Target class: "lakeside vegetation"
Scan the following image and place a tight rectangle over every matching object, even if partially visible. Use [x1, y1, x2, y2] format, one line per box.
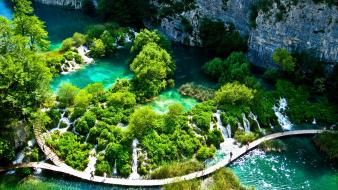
[163, 168, 254, 190]
[0, 1, 337, 190]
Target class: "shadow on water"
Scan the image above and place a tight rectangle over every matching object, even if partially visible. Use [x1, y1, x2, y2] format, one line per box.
[0, 170, 159, 190]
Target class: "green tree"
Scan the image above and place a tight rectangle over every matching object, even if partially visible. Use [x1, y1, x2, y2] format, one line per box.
[272, 48, 296, 72]
[196, 145, 216, 161]
[131, 29, 170, 54]
[0, 139, 15, 164]
[214, 82, 255, 106]
[60, 38, 74, 52]
[131, 42, 175, 99]
[89, 38, 106, 57]
[100, 30, 116, 54]
[199, 18, 247, 56]
[13, 0, 49, 50]
[0, 50, 52, 119]
[57, 83, 80, 106]
[72, 32, 86, 47]
[207, 129, 224, 148]
[107, 91, 136, 108]
[74, 90, 93, 109]
[129, 107, 158, 139]
[202, 58, 223, 80]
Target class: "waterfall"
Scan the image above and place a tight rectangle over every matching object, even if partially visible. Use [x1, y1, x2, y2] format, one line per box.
[273, 98, 293, 131]
[12, 150, 25, 165]
[238, 122, 244, 131]
[312, 118, 317, 125]
[113, 160, 117, 176]
[242, 113, 250, 133]
[129, 139, 140, 179]
[84, 147, 97, 176]
[249, 112, 261, 131]
[213, 110, 229, 139]
[51, 111, 71, 133]
[77, 46, 94, 64]
[226, 124, 232, 138]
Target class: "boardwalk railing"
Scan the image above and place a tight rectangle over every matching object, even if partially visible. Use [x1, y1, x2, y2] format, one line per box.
[1, 129, 329, 187]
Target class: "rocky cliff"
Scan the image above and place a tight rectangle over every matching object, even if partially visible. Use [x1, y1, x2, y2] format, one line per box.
[152, 0, 338, 67]
[34, 0, 83, 9]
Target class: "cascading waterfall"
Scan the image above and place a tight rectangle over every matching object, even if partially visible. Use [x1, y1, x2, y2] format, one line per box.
[213, 110, 229, 138]
[84, 147, 97, 176]
[12, 150, 25, 165]
[77, 46, 94, 64]
[273, 98, 293, 131]
[312, 119, 317, 125]
[113, 160, 117, 176]
[51, 111, 71, 133]
[242, 113, 251, 133]
[249, 112, 261, 131]
[129, 139, 140, 179]
[226, 124, 232, 138]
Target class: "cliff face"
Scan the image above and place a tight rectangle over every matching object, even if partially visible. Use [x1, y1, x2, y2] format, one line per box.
[249, 1, 338, 67]
[153, 0, 338, 67]
[153, 0, 254, 46]
[34, 0, 83, 9]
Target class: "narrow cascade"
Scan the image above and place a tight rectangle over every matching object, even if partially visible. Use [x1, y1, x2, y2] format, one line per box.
[51, 111, 71, 133]
[84, 147, 97, 176]
[273, 98, 293, 131]
[77, 46, 94, 64]
[238, 122, 244, 131]
[213, 110, 229, 138]
[249, 112, 261, 131]
[242, 113, 250, 133]
[312, 118, 316, 125]
[129, 139, 140, 179]
[12, 150, 25, 165]
[226, 124, 232, 138]
[84, 132, 90, 143]
[113, 160, 117, 176]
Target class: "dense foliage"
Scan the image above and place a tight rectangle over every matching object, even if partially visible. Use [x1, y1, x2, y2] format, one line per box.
[313, 132, 338, 161]
[46, 132, 91, 171]
[199, 18, 247, 56]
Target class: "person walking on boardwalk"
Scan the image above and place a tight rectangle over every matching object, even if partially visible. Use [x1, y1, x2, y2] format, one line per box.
[103, 172, 107, 182]
[90, 171, 94, 180]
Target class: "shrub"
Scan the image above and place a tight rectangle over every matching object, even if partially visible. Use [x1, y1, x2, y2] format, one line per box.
[214, 82, 255, 106]
[149, 160, 204, 179]
[207, 129, 224, 148]
[72, 32, 86, 47]
[272, 48, 296, 72]
[57, 82, 79, 107]
[196, 145, 216, 161]
[60, 38, 74, 52]
[89, 38, 106, 58]
[193, 112, 212, 132]
[0, 139, 15, 164]
[234, 131, 257, 144]
[46, 132, 90, 171]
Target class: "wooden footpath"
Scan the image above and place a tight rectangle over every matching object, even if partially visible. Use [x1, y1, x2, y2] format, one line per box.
[0, 129, 328, 187]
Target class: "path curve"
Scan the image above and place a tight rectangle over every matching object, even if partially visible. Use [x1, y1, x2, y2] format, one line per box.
[0, 129, 329, 186]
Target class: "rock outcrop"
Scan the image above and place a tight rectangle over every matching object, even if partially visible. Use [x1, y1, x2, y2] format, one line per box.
[34, 0, 83, 9]
[152, 0, 338, 67]
[249, 1, 338, 67]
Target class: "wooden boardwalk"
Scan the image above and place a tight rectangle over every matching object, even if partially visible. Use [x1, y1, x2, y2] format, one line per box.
[0, 129, 328, 187]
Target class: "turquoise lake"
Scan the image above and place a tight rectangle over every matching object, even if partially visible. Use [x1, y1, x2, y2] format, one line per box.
[0, 1, 337, 189]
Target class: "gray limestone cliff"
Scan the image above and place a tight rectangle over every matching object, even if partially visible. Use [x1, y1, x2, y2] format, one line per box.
[33, 0, 83, 9]
[152, 0, 338, 67]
